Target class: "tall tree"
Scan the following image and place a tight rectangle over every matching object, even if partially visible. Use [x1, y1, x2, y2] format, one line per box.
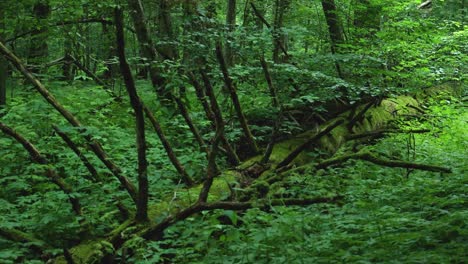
[28, 1, 50, 67]
[272, 0, 291, 63]
[225, 0, 237, 66]
[0, 2, 7, 107]
[321, 0, 344, 78]
[127, 0, 165, 92]
[114, 7, 149, 222]
[157, 0, 177, 60]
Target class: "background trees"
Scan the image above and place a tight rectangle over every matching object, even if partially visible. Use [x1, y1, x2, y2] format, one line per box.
[0, 0, 466, 262]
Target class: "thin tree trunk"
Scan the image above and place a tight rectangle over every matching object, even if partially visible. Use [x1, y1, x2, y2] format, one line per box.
[101, 22, 117, 80]
[0, 5, 6, 107]
[200, 70, 240, 166]
[321, 0, 344, 78]
[251, 2, 289, 59]
[28, 1, 50, 68]
[115, 8, 149, 222]
[0, 122, 82, 215]
[174, 96, 209, 154]
[215, 43, 258, 155]
[143, 106, 194, 186]
[0, 40, 138, 203]
[259, 57, 282, 164]
[260, 57, 280, 108]
[127, 0, 166, 93]
[52, 124, 130, 218]
[190, 71, 240, 166]
[62, 35, 74, 81]
[272, 0, 290, 63]
[225, 0, 237, 66]
[157, 0, 177, 60]
[197, 76, 225, 202]
[52, 125, 98, 181]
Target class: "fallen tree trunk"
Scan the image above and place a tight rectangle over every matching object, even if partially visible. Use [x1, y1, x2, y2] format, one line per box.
[49, 84, 457, 263]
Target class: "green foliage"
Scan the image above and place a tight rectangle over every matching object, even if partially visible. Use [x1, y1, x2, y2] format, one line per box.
[0, 0, 466, 262]
[120, 95, 467, 263]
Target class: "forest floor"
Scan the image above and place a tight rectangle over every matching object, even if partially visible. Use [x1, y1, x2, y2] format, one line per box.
[147, 93, 467, 263]
[1, 83, 466, 263]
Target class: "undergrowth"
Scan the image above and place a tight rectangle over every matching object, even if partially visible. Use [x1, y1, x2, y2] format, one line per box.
[119, 94, 467, 263]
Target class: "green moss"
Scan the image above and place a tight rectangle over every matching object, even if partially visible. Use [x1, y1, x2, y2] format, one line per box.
[53, 240, 103, 264]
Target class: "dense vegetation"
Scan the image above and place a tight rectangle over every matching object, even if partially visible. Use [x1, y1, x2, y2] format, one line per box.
[0, 0, 466, 263]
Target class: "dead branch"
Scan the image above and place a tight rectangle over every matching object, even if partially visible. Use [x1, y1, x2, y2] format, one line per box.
[0, 227, 49, 252]
[0, 40, 138, 203]
[215, 42, 258, 155]
[143, 105, 194, 186]
[0, 122, 82, 215]
[142, 196, 340, 240]
[346, 129, 430, 140]
[200, 70, 240, 165]
[316, 151, 451, 173]
[52, 125, 98, 180]
[277, 118, 345, 169]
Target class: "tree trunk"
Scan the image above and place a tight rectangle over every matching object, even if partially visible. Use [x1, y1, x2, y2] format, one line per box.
[272, 0, 290, 63]
[0, 40, 138, 203]
[62, 35, 74, 81]
[0, 3, 7, 107]
[215, 43, 258, 155]
[157, 0, 177, 60]
[28, 1, 50, 68]
[225, 0, 237, 66]
[127, 0, 165, 93]
[321, 0, 344, 78]
[101, 22, 117, 80]
[115, 8, 149, 222]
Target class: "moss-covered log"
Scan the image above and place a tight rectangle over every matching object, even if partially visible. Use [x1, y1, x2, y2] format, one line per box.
[50, 84, 460, 263]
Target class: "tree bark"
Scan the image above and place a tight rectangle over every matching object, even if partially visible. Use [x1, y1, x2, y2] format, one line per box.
[115, 8, 149, 222]
[143, 106, 194, 186]
[225, 0, 237, 66]
[321, 0, 344, 78]
[157, 0, 177, 60]
[126, 0, 166, 92]
[0, 4, 6, 107]
[28, 1, 51, 68]
[272, 0, 290, 63]
[215, 43, 259, 155]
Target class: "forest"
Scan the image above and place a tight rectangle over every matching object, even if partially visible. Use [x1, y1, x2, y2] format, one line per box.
[0, 0, 466, 263]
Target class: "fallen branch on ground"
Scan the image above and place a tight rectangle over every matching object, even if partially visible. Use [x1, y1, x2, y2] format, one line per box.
[317, 151, 451, 173]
